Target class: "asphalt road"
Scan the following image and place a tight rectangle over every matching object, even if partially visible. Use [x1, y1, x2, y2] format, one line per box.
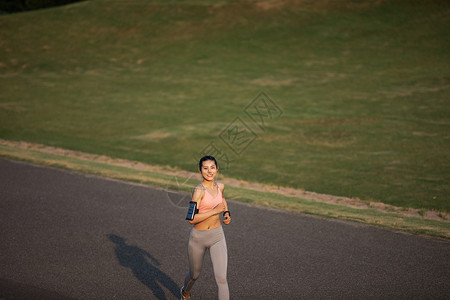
[0, 158, 449, 299]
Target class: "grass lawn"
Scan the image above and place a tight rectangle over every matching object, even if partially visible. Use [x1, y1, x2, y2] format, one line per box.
[0, 0, 449, 212]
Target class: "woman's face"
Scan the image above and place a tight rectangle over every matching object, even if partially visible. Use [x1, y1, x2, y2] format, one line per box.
[200, 160, 218, 181]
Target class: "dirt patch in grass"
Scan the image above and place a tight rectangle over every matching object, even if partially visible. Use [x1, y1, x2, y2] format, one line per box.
[250, 77, 296, 87]
[1, 138, 447, 222]
[253, 0, 389, 12]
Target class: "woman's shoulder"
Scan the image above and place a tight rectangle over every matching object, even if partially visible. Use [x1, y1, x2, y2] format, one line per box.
[192, 184, 205, 199]
[195, 183, 204, 188]
[216, 182, 225, 191]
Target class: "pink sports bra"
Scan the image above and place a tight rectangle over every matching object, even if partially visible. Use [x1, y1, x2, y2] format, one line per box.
[198, 183, 222, 214]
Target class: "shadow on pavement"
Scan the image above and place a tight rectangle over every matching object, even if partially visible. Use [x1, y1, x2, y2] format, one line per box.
[108, 234, 180, 300]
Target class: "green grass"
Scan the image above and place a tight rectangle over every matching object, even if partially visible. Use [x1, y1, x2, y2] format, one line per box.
[0, 0, 449, 212]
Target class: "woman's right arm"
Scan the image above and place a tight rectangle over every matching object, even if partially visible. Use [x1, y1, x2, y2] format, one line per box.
[188, 186, 224, 225]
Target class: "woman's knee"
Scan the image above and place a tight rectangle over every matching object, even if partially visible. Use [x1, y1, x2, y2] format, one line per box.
[215, 273, 227, 285]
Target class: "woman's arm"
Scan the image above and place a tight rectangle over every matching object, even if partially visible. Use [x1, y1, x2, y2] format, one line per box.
[188, 185, 224, 225]
[220, 183, 231, 225]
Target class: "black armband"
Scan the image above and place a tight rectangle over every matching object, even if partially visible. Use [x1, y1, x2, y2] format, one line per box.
[186, 201, 198, 220]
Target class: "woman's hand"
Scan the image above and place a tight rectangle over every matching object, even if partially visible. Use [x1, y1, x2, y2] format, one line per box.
[223, 213, 231, 225]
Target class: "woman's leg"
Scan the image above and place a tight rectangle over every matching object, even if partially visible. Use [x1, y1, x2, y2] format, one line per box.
[183, 229, 207, 293]
[210, 230, 229, 300]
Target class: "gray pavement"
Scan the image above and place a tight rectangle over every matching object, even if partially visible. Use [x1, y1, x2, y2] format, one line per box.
[0, 158, 449, 299]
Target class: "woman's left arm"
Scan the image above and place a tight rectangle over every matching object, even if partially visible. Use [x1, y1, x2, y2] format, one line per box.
[220, 183, 231, 225]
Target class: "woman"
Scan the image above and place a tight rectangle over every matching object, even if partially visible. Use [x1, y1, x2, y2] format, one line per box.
[181, 155, 231, 300]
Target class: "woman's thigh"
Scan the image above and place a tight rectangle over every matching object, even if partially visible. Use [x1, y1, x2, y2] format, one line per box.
[209, 237, 228, 281]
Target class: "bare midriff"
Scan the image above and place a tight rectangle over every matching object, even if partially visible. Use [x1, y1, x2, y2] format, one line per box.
[194, 214, 221, 231]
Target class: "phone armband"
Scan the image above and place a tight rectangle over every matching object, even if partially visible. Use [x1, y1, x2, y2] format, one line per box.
[185, 201, 198, 220]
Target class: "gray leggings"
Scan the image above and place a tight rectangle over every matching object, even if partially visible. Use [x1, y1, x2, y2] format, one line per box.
[183, 226, 229, 300]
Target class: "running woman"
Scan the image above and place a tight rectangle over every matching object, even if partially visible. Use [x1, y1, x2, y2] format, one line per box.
[181, 155, 231, 300]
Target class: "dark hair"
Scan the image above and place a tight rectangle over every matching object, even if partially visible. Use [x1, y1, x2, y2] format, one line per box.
[199, 155, 218, 170]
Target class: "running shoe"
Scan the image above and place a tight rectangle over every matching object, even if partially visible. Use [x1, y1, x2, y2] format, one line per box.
[180, 286, 191, 299]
